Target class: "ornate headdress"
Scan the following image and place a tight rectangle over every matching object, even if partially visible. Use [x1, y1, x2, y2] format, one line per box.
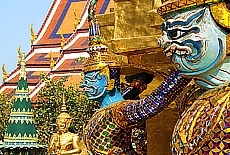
[82, 0, 120, 73]
[157, 0, 230, 54]
[158, 0, 230, 29]
[57, 94, 71, 120]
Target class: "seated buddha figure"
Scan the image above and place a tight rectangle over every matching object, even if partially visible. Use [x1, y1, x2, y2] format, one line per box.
[158, 0, 230, 154]
[79, 1, 190, 154]
[48, 102, 86, 155]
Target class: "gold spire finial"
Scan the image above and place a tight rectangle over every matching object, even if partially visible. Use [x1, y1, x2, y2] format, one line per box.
[2, 64, 8, 83]
[60, 29, 66, 49]
[82, 0, 121, 73]
[61, 93, 68, 113]
[73, 8, 80, 30]
[30, 24, 37, 45]
[49, 51, 55, 70]
[18, 46, 22, 64]
[19, 52, 27, 80]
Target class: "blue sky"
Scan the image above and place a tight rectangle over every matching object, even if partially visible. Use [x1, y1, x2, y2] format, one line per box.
[0, 1, 53, 82]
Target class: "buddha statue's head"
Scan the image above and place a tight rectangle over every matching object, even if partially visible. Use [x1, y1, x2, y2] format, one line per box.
[56, 103, 71, 134]
[158, 0, 230, 88]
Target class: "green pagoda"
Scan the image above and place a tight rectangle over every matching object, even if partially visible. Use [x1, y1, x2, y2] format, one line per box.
[2, 52, 46, 154]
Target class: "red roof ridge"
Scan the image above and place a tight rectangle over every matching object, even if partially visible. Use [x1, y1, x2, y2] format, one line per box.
[0, 83, 5, 91]
[5, 67, 20, 83]
[54, 51, 65, 69]
[36, 0, 57, 38]
[30, 79, 45, 98]
[34, 0, 59, 44]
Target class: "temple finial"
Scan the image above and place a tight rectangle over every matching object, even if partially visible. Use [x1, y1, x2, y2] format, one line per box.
[61, 93, 67, 112]
[82, 0, 120, 73]
[19, 52, 27, 80]
[74, 8, 80, 30]
[60, 29, 66, 49]
[49, 51, 55, 70]
[30, 24, 37, 45]
[18, 46, 22, 64]
[87, 0, 107, 50]
[2, 64, 8, 83]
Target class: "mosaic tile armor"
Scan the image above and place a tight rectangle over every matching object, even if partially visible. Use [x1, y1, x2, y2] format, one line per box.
[81, 0, 191, 154]
[171, 83, 230, 154]
[158, 0, 230, 154]
[83, 72, 190, 154]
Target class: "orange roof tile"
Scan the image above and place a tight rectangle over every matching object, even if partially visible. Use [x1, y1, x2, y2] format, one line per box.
[1, 88, 15, 96]
[7, 71, 48, 83]
[68, 36, 88, 49]
[37, 0, 114, 44]
[26, 52, 60, 65]
[37, 0, 87, 44]
[63, 74, 83, 86]
[56, 58, 83, 71]
[52, 76, 63, 81]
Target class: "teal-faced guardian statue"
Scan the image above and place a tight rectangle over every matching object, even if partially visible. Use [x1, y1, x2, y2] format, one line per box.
[158, 5, 230, 89]
[80, 67, 124, 108]
[158, 1, 230, 154]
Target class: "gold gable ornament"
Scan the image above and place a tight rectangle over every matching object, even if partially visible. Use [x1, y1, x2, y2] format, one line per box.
[2, 64, 8, 83]
[49, 51, 55, 70]
[18, 46, 22, 64]
[30, 24, 37, 45]
[74, 8, 81, 31]
[60, 29, 66, 50]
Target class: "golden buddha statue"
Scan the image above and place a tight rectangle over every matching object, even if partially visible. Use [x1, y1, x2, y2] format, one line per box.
[48, 98, 87, 155]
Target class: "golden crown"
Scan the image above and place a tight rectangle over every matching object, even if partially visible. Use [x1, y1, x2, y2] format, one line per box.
[82, 0, 121, 73]
[57, 95, 71, 119]
[82, 52, 121, 73]
[157, 0, 230, 29]
[82, 29, 121, 73]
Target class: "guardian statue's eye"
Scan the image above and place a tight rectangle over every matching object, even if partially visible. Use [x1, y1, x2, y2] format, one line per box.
[161, 23, 167, 31]
[167, 29, 185, 39]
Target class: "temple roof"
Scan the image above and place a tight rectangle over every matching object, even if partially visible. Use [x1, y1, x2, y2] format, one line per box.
[35, 0, 113, 45]
[0, 0, 115, 102]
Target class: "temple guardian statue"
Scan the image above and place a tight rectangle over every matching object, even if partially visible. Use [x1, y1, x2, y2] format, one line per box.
[79, 0, 190, 154]
[157, 0, 230, 154]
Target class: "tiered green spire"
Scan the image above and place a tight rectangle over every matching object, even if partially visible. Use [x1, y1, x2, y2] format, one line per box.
[4, 52, 38, 147]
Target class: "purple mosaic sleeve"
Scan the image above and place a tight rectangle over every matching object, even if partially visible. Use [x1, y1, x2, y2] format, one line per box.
[123, 72, 191, 125]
